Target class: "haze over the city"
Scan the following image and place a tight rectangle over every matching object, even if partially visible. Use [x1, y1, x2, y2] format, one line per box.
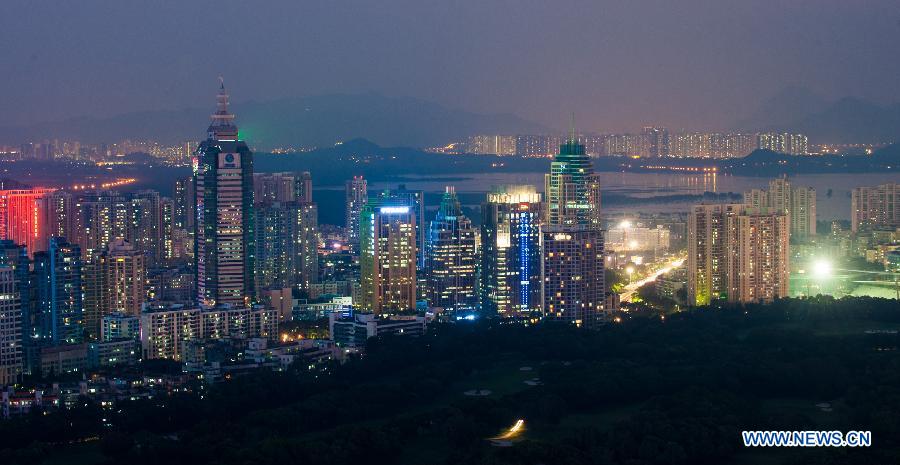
[4, 0, 900, 132]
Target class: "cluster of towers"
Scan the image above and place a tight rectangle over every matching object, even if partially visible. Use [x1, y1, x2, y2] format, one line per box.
[347, 130, 608, 327]
[0, 84, 612, 386]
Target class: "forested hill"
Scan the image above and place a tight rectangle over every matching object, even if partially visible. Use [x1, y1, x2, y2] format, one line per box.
[4, 296, 900, 465]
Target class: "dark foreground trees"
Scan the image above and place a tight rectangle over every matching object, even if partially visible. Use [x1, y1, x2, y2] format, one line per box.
[3, 296, 900, 465]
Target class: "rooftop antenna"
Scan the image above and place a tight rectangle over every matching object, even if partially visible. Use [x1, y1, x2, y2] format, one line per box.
[569, 112, 577, 143]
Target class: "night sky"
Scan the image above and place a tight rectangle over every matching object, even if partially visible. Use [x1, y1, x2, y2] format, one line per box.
[4, 0, 900, 131]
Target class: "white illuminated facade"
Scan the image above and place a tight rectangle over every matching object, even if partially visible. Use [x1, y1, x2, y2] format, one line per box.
[359, 197, 417, 314]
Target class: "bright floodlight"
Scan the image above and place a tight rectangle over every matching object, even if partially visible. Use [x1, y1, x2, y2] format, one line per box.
[625, 266, 635, 275]
[619, 220, 632, 229]
[812, 259, 832, 278]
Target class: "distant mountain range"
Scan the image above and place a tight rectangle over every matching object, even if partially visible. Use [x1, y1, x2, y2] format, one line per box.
[738, 87, 900, 143]
[0, 93, 550, 149]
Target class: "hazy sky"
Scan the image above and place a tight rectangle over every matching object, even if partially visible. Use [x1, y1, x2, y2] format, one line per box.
[4, 0, 900, 131]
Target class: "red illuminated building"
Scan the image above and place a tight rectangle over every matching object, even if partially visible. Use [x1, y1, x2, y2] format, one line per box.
[0, 188, 56, 256]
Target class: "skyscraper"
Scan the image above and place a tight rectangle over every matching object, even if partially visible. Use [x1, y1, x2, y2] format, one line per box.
[543, 133, 606, 328]
[194, 81, 255, 307]
[545, 137, 602, 227]
[480, 185, 543, 320]
[345, 176, 367, 254]
[0, 266, 22, 385]
[391, 185, 426, 271]
[33, 238, 83, 345]
[425, 187, 477, 314]
[851, 183, 899, 233]
[359, 195, 417, 314]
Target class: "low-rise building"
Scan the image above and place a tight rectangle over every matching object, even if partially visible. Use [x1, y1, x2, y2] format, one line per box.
[329, 312, 427, 349]
[141, 304, 278, 360]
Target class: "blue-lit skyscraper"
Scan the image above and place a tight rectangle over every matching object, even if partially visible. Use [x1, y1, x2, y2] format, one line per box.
[480, 186, 543, 321]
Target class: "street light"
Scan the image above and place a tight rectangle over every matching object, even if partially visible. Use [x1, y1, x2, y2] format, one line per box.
[805, 258, 832, 297]
[625, 265, 635, 284]
[812, 259, 832, 279]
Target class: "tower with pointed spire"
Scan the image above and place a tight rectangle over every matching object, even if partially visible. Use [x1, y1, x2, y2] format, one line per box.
[208, 77, 238, 141]
[193, 79, 255, 307]
[541, 119, 606, 328]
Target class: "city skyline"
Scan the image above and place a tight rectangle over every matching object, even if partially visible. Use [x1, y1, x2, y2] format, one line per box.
[1, 4, 899, 463]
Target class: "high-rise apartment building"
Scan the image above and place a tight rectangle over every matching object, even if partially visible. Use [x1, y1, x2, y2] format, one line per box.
[425, 187, 477, 314]
[173, 176, 195, 231]
[641, 127, 670, 158]
[668, 133, 757, 158]
[345, 176, 367, 254]
[724, 211, 790, 303]
[688, 204, 789, 305]
[42, 190, 74, 243]
[83, 239, 146, 340]
[543, 135, 605, 328]
[102, 239, 146, 317]
[254, 201, 319, 292]
[467, 135, 516, 155]
[542, 226, 605, 328]
[194, 81, 255, 307]
[742, 178, 816, 241]
[758, 133, 808, 155]
[688, 204, 741, 306]
[359, 195, 417, 314]
[253, 172, 313, 204]
[851, 183, 899, 233]
[480, 185, 543, 320]
[515, 135, 560, 157]
[33, 238, 83, 345]
[604, 134, 643, 157]
[790, 186, 817, 240]
[0, 267, 23, 385]
[159, 197, 176, 260]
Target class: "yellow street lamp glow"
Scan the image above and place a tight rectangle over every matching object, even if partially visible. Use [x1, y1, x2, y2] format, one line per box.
[625, 266, 635, 275]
